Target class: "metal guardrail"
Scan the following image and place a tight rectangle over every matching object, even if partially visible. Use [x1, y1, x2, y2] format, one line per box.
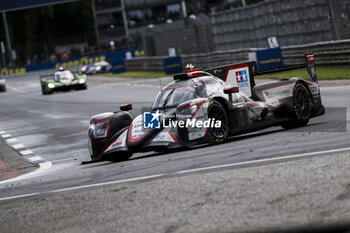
[125, 39, 350, 71]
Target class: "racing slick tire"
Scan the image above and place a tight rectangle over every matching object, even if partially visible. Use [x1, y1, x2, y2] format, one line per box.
[0, 84, 6, 92]
[42, 87, 53, 95]
[205, 100, 229, 143]
[76, 84, 87, 90]
[281, 82, 312, 129]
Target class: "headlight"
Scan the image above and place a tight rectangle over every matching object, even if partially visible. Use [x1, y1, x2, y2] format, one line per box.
[95, 66, 101, 71]
[48, 83, 55, 88]
[89, 119, 110, 139]
[79, 79, 85, 84]
[81, 66, 87, 72]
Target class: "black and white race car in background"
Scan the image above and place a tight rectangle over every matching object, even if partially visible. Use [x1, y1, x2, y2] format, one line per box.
[88, 53, 324, 161]
[0, 78, 6, 92]
[80, 60, 111, 75]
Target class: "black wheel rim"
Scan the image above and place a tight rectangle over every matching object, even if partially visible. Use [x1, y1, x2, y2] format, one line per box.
[208, 105, 227, 138]
[295, 88, 310, 120]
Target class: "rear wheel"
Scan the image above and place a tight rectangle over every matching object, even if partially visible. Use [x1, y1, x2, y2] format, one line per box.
[0, 85, 6, 92]
[42, 89, 53, 95]
[206, 100, 229, 143]
[76, 84, 87, 90]
[281, 83, 312, 129]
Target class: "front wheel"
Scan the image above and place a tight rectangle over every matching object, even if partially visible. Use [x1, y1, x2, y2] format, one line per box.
[205, 100, 229, 143]
[76, 84, 87, 90]
[281, 83, 312, 129]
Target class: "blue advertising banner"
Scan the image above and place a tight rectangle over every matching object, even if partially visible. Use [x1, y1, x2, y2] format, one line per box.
[1, 49, 144, 77]
[0, 0, 78, 11]
[163, 56, 183, 75]
[256, 47, 284, 71]
[111, 59, 126, 74]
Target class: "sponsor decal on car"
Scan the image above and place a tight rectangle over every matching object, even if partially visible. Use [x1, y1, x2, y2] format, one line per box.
[309, 84, 319, 94]
[103, 129, 128, 153]
[262, 84, 293, 103]
[225, 64, 251, 97]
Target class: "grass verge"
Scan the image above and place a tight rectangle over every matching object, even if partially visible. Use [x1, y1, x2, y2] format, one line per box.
[104, 71, 167, 79]
[103, 66, 349, 80]
[256, 65, 350, 80]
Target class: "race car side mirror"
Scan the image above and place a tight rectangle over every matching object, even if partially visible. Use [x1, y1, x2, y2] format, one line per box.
[224, 86, 239, 102]
[120, 103, 132, 111]
[223, 86, 239, 94]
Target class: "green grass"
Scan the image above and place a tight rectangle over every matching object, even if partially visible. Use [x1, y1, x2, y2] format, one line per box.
[104, 71, 167, 79]
[104, 66, 350, 80]
[256, 65, 350, 80]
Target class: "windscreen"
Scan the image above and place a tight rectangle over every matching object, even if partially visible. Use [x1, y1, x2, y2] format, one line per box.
[55, 71, 74, 81]
[153, 82, 205, 109]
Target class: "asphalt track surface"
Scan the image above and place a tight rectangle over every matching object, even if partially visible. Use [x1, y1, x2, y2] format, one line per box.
[0, 71, 350, 233]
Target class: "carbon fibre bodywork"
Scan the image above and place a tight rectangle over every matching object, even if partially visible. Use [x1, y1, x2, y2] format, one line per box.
[88, 53, 325, 161]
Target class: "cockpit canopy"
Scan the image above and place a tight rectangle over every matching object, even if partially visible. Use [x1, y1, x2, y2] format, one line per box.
[152, 76, 228, 109]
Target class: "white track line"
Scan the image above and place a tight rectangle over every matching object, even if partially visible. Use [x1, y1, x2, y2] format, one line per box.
[0, 131, 52, 182]
[28, 156, 43, 162]
[1, 146, 350, 202]
[12, 144, 25, 149]
[20, 150, 34, 156]
[0, 174, 161, 201]
[6, 138, 17, 143]
[0, 193, 40, 201]
[38, 162, 52, 171]
[175, 147, 350, 174]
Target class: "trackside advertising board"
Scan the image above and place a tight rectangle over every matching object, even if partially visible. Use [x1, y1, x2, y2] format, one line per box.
[0, 0, 79, 11]
[111, 59, 126, 74]
[1, 49, 144, 77]
[163, 56, 183, 75]
[256, 47, 283, 71]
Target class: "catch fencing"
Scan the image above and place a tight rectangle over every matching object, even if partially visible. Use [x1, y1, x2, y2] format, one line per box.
[125, 39, 350, 71]
[136, 0, 350, 57]
[211, 0, 338, 51]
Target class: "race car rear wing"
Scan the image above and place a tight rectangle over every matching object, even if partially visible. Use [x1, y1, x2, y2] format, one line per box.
[205, 52, 317, 97]
[253, 52, 317, 82]
[40, 74, 54, 81]
[39, 70, 81, 81]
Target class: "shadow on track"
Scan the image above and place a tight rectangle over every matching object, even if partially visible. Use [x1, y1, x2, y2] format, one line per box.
[82, 127, 287, 166]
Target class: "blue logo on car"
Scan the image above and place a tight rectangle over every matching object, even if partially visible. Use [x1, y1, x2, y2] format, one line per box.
[143, 110, 161, 129]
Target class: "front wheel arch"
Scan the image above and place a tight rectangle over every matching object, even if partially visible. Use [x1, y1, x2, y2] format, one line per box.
[205, 99, 229, 143]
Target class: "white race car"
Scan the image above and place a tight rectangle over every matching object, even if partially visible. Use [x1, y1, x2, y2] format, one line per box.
[80, 60, 111, 75]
